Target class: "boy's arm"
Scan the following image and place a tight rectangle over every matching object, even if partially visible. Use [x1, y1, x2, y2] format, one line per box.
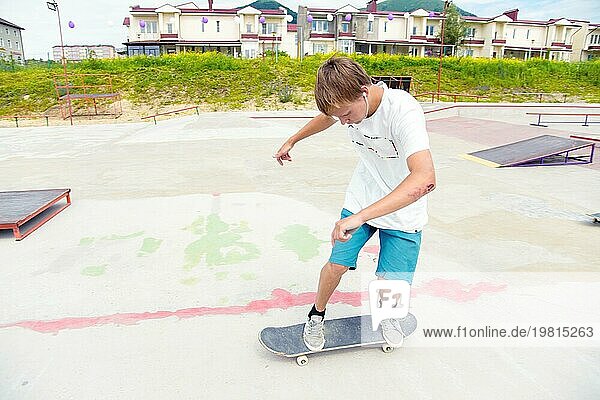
[331, 149, 435, 244]
[274, 113, 336, 166]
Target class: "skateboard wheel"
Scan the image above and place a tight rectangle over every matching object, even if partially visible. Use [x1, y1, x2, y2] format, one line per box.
[382, 346, 395, 353]
[296, 355, 309, 366]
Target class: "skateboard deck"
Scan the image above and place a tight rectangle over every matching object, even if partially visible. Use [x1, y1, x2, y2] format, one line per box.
[259, 314, 417, 365]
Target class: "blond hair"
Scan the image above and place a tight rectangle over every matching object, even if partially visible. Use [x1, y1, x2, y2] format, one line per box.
[314, 57, 371, 116]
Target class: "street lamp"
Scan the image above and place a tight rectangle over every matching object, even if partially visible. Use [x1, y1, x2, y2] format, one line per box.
[436, 0, 451, 101]
[47, 1, 73, 125]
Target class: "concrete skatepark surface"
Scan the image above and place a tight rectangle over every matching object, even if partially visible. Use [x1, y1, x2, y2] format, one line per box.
[1, 104, 599, 399]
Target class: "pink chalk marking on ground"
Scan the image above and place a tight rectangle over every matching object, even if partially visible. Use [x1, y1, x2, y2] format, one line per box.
[411, 279, 507, 302]
[362, 245, 380, 254]
[0, 289, 362, 335]
[0, 280, 507, 334]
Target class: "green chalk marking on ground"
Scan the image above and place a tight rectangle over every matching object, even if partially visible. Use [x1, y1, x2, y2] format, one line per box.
[275, 224, 326, 262]
[183, 214, 260, 270]
[81, 265, 107, 277]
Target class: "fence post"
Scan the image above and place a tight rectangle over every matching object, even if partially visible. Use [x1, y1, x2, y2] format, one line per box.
[14, 116, 18, 128]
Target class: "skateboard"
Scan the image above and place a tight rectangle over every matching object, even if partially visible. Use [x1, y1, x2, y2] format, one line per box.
[259, 314, 417, 366]
[590, 213, 600, 223]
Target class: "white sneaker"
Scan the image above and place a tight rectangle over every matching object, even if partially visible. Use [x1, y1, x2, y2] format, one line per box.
[380, 318, 405, 347]
[303, 315, 325, 351]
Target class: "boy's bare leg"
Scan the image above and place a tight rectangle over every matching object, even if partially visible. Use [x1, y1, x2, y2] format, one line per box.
[314, 261, 349, 312]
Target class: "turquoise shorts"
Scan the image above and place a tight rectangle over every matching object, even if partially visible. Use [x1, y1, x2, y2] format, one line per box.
[329, 209, 422, 283]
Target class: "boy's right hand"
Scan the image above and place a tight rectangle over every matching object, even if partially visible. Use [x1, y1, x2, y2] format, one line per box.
[273, 141, 294, 166]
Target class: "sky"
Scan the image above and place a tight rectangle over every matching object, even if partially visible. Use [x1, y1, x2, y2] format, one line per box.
[3, 0, 599, 60]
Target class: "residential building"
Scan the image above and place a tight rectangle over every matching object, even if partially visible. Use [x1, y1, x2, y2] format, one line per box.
[0, 17, 25, 63]
[572, 23, 600, 61]
[295, 2, 596, 62]
[52, 45, 117, 62]
[121, 1, 597, 62]
[461, 9, 582, 61]
[297, 3, 445, 58]
[122, 1, 296, 58]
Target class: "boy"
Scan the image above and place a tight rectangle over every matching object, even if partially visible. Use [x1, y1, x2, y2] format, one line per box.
[274, 57, 435, 350]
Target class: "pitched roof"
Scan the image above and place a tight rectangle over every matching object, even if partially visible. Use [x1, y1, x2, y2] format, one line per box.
[0, 17, 25, 30]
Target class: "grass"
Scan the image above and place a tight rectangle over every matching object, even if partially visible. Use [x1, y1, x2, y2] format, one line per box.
[1, 52, 599, 116]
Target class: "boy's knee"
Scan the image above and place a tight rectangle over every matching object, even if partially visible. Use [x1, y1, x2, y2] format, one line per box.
[325, 261, 350, 276]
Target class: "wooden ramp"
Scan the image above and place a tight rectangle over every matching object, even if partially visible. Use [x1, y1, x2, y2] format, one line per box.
[462, 135, 595, 168]
[0, 189, 71, 240]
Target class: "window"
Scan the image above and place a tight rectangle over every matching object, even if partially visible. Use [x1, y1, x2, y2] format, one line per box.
[512, 29, 516, 39]
[465, 49, 474, 57]
[145, 21, 157, 33]
[246, 23, 252, 33]
[0, 38, 3, 47]
[311, 20, 329, 33]
[384, 21, 387, 33]
[262, 23, 277, 35]
[412, 26, 417, 35]
[15, 41, 19, 50]
[526, 29, 530, 39]
[167, 23, 173, 33]
[216, 21, 220, 33]
[13, 30, 17, 36]
[426, 25, 434, 36]
[313, 43, 327, 54]
[368, 21, 373, 33]
[340, 39, 352, 53]
[466, 27, 476, 37]
[5, 28, 8, 34]
[341, 22, 350, 33]
[7, 39, 11, 48]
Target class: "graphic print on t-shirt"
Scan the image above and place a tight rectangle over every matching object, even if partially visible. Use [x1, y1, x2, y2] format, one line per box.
[350, 133, 400, 159]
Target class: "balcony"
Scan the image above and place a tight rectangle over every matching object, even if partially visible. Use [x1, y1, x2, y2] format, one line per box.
[492, 39, 506, 45]
[160, 33, 178, 39]
[241, 33, 259, 40]
[338, 31, 356, 38]
[259, 35, 282, 41]
[309, 32, 335, 39]
[462, 38, 485, 45]
[410, 35, 427, 41]
[550, 42, 573, 49]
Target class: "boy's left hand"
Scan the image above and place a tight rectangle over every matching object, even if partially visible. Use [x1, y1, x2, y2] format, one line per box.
[331, 213, 365, 246]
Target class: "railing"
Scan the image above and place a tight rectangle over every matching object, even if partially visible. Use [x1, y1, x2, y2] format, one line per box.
[141, 105, 200, 124]
[526, 112, 600, 127]
[371, 76, 412, 92]
[0, 114, 50, 127]
[413, 92, 489, 103]
[512, 92, 567, 103]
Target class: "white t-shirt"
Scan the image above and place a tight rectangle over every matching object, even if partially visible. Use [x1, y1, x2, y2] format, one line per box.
[343, 82, 430, 232]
